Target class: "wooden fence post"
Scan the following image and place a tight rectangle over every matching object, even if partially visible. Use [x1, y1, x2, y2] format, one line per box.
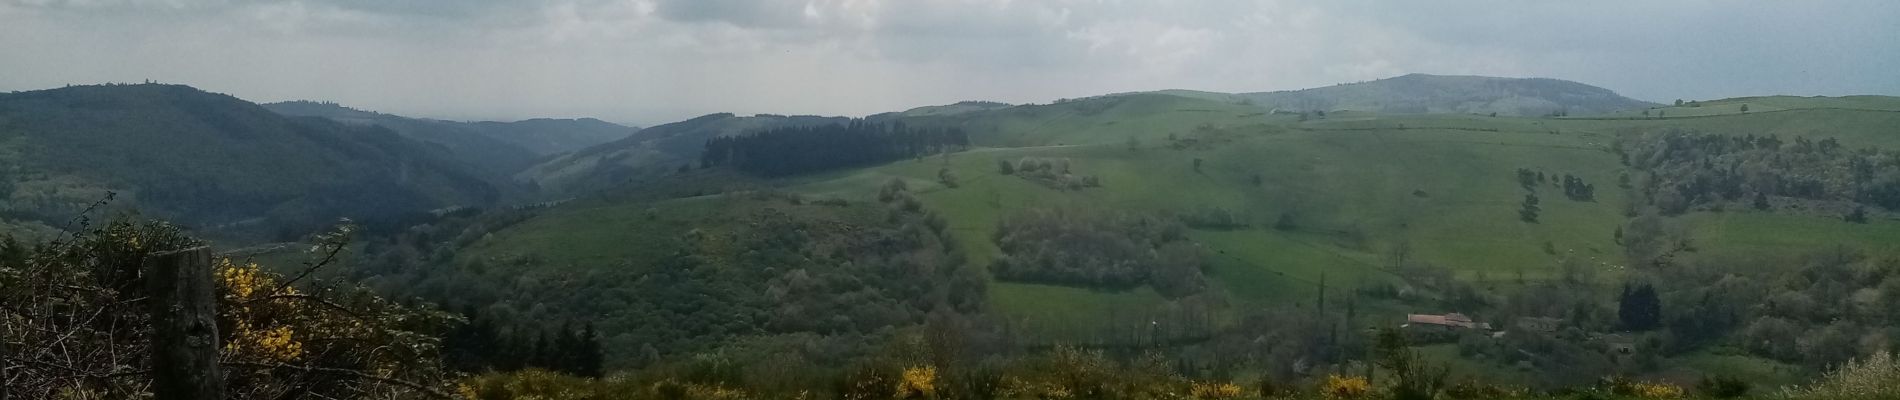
[2, 332, 8, 400]
[146, 246, 222, 400]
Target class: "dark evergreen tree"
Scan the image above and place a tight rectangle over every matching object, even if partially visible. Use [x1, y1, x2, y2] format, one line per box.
[1618, 283, 1662, 331]
[576, 324, 605, 378]
[1518, 193, 1541, 223]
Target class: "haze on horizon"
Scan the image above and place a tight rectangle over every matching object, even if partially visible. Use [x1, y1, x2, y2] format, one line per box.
[2, 0, 1896, 125]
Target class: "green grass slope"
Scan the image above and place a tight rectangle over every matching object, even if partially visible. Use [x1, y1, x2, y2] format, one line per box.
[775, 93, 1900, 337]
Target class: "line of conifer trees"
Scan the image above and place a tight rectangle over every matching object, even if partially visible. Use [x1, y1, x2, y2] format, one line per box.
[441, 310, 605, 378]
[699, 120, 969, 177]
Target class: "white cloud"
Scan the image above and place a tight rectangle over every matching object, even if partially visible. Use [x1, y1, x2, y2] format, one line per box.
[0, 0, 1895, 124]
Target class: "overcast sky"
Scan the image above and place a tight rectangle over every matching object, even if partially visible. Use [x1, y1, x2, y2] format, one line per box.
[3, 0, 1896, 125]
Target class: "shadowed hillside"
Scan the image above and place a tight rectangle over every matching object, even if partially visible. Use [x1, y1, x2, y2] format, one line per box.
[264, 101, 638, 174]
[0, 84, 503, 240]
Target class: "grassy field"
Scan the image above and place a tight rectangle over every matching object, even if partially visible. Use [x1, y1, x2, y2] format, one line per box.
[461, 92, 1900, 378]
[769, 94, 1900, 342]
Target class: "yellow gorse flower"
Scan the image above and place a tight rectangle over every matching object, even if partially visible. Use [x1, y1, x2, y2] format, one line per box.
[1321, 374, 1371, 400]
[897, 365, 938, 399]
[1189, 381, 1244, 399]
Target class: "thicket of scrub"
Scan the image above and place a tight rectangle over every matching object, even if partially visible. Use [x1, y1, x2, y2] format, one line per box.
[987, 208, 1209, 298]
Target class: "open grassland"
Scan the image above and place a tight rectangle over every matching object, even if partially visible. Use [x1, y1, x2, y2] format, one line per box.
[771, 94, 1900, 340]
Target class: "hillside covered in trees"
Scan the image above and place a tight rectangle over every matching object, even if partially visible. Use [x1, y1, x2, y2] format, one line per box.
[264, 101, 637, 174]
[0, 84, 506, 241]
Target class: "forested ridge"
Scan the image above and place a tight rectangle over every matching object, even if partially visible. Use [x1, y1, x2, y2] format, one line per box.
[700, 120, 970, 177]
[0, 84, 504, 241]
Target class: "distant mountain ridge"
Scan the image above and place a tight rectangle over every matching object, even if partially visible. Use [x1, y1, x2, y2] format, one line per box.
[263, 101, 638, 174]
[1152, 73, 1657, 116]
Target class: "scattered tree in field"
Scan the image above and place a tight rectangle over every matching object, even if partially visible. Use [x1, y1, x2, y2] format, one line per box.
[1675, 99, 1685, 106]
[997, 158, 1016, 175]
[938, 167, 959, 189]
[989, 208, 1207, 297]
[1516, 168, 1539, 190]
[1274, 212, 1299, 231]
[1192, 158, 1204, 173]
[1739, 104, 1749, 113]
[879, 178, 910, 202]
[1846, 206, 1868, 223]
[1519, 193, 1542, 223]
[1007, 157, 1099, 190]
[1560, 174, 1596, 201]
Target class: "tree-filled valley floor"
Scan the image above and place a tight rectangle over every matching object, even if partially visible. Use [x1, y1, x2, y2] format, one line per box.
[11, 80, 1900, 399]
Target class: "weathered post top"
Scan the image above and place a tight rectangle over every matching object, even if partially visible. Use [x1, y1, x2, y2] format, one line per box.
[145, 246, 222, 400]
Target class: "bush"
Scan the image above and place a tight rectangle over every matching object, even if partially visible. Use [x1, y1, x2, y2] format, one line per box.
[1319, 374, 1370, 400]
[1786, 352, 1900, 400]
[1189, 381, 1244, 399]
[1695, 375, 1750, 398]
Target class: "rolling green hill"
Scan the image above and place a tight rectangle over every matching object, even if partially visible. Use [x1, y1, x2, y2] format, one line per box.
[1145, 73, 1658, 117]
[0, 84, 504, 241]
[419, 88, 1900, 384]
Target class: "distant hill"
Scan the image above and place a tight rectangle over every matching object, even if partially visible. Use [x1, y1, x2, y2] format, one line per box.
[466, 117, 636, 156]
[263, 101, 637, 174]
[519, 113, 848, 194]
[1152, 73, 1657, 116]
[523, 101, 1015, 195]
[867, 100, 1014, 120]
[0, 84, 503, 240]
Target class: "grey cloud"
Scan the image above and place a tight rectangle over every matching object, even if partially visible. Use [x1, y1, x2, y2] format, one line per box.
[0, 0, 1894, 124]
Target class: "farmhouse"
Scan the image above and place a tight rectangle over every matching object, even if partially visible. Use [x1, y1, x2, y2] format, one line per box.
[1403, 312, 1492, 330]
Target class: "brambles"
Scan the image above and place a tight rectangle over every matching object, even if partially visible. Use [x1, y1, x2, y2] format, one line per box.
[2, 218, 459, 399]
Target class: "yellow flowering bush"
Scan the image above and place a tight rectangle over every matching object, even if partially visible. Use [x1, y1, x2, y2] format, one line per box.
[1189, 381, 1245, 399]
[1321, 374, 1371, 400]
[897, 365, 939, 399]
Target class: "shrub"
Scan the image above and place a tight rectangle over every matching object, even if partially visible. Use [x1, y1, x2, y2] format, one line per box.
[1319, 374, 1370, 400]
[1695, 375, 1750, 398]
[1189, 381, 1245, 399]
[840, 364, 900, 400]
[897, 366, 938, 399]
[1786, 352, 1900, 400]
